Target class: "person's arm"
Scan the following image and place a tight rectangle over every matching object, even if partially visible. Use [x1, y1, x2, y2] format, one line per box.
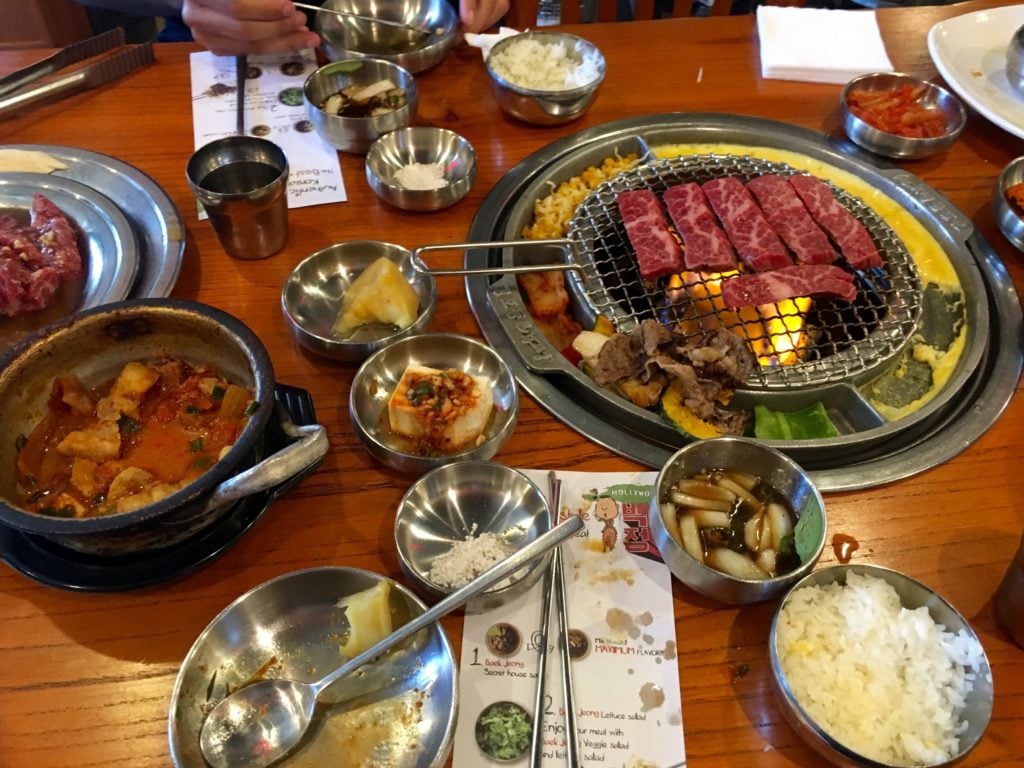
[74, 0, 183, 12]
[182, 0, 318, 55]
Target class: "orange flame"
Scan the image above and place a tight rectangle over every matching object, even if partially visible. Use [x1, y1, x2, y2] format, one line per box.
[667, 272, 811, 366]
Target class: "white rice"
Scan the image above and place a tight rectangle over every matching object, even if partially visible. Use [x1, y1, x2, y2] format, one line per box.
[776, 572, 987, 766]
[489, 38, 601, 91]
[428, 530, 514, 589]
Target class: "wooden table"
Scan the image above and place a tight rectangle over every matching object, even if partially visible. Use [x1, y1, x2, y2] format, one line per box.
[1, 2, 1022, 765]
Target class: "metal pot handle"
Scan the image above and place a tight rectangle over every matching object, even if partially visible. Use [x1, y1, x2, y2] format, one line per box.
[201, 415, 328, 514]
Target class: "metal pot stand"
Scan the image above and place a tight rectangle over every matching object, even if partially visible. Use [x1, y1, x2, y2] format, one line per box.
[465, 113, 1023, 492]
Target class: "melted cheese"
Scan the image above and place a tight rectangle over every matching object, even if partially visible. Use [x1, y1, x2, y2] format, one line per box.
[652, 143, 967, 419]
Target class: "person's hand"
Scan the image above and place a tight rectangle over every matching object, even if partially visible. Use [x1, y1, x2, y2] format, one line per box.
[458, 0, 509, 33]
[182, 0, 321, 55]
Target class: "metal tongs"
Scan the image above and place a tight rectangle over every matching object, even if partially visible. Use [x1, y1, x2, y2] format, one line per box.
[412, 239, 584, 278]
[0, 28, 154, 122]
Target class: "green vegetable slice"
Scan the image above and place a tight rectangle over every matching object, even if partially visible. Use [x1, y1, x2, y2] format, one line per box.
[754, 402, 839, 440]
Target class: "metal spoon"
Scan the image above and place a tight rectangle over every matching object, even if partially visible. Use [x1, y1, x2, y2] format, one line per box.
[199, 514, 585, 768]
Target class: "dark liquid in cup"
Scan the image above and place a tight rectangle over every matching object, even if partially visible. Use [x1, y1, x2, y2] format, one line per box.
[200, 161, 281, 194]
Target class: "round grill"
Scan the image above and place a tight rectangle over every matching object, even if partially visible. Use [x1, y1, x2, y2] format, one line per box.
[565, 154, 923, 389]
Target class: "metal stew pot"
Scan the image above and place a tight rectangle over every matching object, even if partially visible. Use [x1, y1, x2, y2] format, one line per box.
[0, 299, 327, 556]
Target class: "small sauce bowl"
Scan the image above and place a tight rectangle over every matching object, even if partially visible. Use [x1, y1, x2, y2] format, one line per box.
[993, 155, 1024, 252]
[365, 127, 476, 212]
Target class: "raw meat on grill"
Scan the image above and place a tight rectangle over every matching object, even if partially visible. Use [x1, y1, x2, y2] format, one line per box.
[31, 193, 82, 277]
[701, 177, 791, 272]
[746, 175, 837, 265]
[663, 183, 739, 272]
[720, 264, 857, 308]
[788, 174, 883, 270]
[0, 193, 81, 317]
[616, 189, 685, 281]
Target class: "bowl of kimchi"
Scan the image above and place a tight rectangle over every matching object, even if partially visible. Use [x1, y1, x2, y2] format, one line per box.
[839, 72, 966, 160]
[0, 299, 326, 557]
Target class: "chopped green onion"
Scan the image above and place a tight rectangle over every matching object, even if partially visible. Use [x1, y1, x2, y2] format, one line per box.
[211, 385, 226, 401]
[244, 401, 258, 416]
[185, 405, 202, 415]
[194, 456, 212, 469]
[190, 438, 204, 453]
[15, 434, 27, 452]
[118, 413, 142, 434]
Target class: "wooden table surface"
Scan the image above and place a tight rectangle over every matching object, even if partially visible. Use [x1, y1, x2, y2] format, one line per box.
[1, 1, 1023, 766]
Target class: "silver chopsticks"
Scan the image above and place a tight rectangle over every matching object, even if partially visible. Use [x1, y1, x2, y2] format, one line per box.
[235, 55, 246, 135]
[293, 2, 430, 39]
[530, 472, 580, 768]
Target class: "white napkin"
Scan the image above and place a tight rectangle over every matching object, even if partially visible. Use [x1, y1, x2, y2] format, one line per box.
[463, 26, 521, 60]
[757, 6, 893, 85]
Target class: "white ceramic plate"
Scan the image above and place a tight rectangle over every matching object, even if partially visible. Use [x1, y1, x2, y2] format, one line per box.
[927, 4, 1024, 139]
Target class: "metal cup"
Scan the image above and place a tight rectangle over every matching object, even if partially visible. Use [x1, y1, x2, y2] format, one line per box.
[995, 532, 1024, 649]
[186, 136, 289, 260]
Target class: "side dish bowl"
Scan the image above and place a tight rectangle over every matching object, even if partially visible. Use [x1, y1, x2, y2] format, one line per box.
[303, 58, 418, 154]
[365, 127, 476, 212]
[168, 566, 457, 768]
[281, 240, 437, 362]
[394, 461, 551, 610]
[485, 31, 606, 125]
[315, 0, 457, 74]
[839, 72, 966, 160]
[648, 436, 826, 604]
[769, 563, 993, 768]
[0, 299, 327, 556]
[993, 154, 1024, 253]
[349, 333, 518, 475]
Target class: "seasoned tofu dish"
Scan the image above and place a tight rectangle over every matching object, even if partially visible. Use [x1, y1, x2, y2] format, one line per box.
[387, 364, 493, 453]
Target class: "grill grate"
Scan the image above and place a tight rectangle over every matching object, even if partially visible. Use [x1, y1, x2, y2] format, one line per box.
[565, 154, 923, 390]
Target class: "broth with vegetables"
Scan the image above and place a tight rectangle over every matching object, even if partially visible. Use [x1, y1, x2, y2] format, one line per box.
[14, 359, 255, 518]
[661, 470, 799, 579]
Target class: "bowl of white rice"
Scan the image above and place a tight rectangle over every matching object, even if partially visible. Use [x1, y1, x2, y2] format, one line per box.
[485, 31, 606, 125]
[394, 461, 552, 611]
[769, 564, 993, 768]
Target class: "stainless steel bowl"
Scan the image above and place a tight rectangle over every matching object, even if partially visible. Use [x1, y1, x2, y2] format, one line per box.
[769, 564, 993, 768]
[168, 566, 457, 767]
[365, 127, 476, 212]
[316, 0, 457, 75]
[1007, 25, 1024, 95]
[303, 58, 418, 154]
[281, 240, 437, 363]
[485, 31, 606, 126]
[839, 72, 966, 160]
[394, 461, 551, 610]
[993, 155, 1024, 252]
[648, 436, 827, 604]
[349, 333, 518, 474]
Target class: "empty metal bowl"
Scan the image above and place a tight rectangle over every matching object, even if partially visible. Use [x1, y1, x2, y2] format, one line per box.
[993, 155, 1024, 252]
[315, 0, 456, 74]
[394, 461, 551, 610]
[168, 566, 457, 767]
[485, 31, 606, 126]
[281, 240, 437, 363]
[303, 58, 418, 154]
[349, 333, 518, 474]
[648, 436, 827, 604]
[839, 72, 966, 160]
[365, 127, 476, 212]
[769, 563, 993, 768]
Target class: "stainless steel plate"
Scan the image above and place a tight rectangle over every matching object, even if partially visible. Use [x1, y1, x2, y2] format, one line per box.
[0, 173, 139, 349]
[168, 567, 457, 768]
[9, 143, 185, 300]
[466, 113, 1023, 491]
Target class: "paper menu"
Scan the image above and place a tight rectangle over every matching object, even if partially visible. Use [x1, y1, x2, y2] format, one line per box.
[455, 469, 686, 768]
[188, 50, 346, 215]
